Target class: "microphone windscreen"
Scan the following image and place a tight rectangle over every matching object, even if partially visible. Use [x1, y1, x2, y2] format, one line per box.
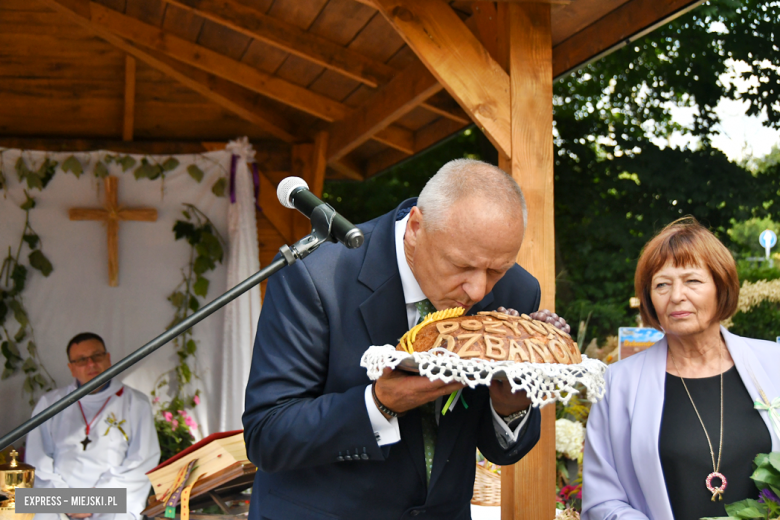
[277, 177, 309, 209]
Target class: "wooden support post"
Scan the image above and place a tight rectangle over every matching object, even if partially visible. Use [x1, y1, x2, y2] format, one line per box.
[500, 4, 556, 520]
[123, 55, 136, 142]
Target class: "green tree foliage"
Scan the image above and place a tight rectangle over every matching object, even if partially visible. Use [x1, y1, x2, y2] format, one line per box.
[553, 0, 780, 338]
[324, 0, 780, 341]
[728, 217, 780, 256]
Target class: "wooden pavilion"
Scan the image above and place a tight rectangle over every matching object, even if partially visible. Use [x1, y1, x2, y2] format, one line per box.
[0, 0, 705, 516]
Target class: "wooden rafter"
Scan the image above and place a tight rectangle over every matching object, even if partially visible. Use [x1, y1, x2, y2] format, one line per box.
[0, 138, 222, 154]
[372, 0, 511, 158]
[553, 0, 705, 78]
[90, 2, 349, 122]
[37, 0, 299, 143]
[327, 60, 441, 162]
[123, 56, 136, 142]
[164, 0, 395, 88]
[87, 2, 415, 152]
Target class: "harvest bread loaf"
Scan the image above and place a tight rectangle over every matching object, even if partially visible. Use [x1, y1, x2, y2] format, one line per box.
[397, 308, 582, 365]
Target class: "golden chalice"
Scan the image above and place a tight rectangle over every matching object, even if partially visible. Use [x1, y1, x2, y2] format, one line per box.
[0, 448, 35, 520]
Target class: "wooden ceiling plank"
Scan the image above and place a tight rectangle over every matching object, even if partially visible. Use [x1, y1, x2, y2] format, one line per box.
[311, 131, 328, 197]
[89, 1, 349, 121]
[372, 125, 414, 154]
[372, 0, 511, 157]
[553, 0, 705, 79]
[0, 138, 216, 154]
[329, 157, 364, 180]
[326, 59, 441, 161]
[122, 55, 136, 141]
[164, 0, 394, 87]
[38, 0, 298, 142]
[419, 98, 470, 125]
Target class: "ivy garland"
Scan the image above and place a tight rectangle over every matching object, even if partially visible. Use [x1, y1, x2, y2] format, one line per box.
[150, 203, 225, 450]
[0, 153, 58, 406]
[0, 148, 230, 408]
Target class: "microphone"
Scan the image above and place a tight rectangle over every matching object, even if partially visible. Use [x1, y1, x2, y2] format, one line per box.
[277, 177, 364, 249]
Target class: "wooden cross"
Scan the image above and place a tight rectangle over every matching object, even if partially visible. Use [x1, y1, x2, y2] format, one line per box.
[69, 176, 158, 287]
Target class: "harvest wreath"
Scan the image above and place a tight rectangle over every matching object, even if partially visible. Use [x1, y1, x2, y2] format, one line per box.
[360, 308, 607, 407]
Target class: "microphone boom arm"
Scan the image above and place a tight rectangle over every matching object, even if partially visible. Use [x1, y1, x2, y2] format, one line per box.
[0, 210, 340, 451]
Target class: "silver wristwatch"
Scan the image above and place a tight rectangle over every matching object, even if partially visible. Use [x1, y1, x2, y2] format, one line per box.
[501, 407, 528, 425]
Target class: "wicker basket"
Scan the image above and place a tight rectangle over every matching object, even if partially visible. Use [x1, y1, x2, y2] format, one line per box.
[471, 461, 501, 507]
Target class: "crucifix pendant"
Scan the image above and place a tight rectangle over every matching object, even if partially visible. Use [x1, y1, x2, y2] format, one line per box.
[706, 472, 727, 501]
[80, 435, 92, 451]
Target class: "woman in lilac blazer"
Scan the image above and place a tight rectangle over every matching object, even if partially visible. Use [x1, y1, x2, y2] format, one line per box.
[583, 218, 780, 520]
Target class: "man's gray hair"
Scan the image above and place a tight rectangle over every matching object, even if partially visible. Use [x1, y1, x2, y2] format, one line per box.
[417, 158, 527, 232]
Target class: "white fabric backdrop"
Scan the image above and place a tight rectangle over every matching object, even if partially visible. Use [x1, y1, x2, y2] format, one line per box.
[0, 147, 255, 441]
[220, 138, 261, 431]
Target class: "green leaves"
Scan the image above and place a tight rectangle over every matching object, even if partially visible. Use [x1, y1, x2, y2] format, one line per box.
[162, 158, 180, 172]
[134, 158, 164, 181]
[725, 499, 767, 519]
[11, 264, 27, 295]
[187, 165, 204, 183]
[28, 250, 53, 277]
[173, 221, 197, 243]
[212, 177, 227, 197]
[94, 161, 109, 179]
[9, 299, 28, 328]
[20, 192, 36, 211]
[118, 156, 136, 172]
[22, 233, 39, 250]
[15, 158, 57, 190]
[62, 156, 83, 178]
[193, 276, 209, 297]
[132, 157, 179, 180]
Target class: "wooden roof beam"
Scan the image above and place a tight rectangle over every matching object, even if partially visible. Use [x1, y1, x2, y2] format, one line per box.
[37, 0, 298, 143]
[165, 0, 396, 88]
[552, 0, 705, 79]
[122, 56, 136, 142]
[0, 138, 230, 154]
[372, 0, 511, 158]
[85, 2, 413, 152]
[327, 60, 440, 162]
[89, 2, 349, 122]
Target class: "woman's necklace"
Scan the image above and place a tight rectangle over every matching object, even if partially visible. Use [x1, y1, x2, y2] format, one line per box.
[669, 340, 726, 502]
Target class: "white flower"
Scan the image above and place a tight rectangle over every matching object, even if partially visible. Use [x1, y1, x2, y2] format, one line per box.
[556, 418, 585, 460]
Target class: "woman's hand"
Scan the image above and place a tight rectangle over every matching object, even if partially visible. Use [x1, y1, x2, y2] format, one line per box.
[497, 306, 571, 334]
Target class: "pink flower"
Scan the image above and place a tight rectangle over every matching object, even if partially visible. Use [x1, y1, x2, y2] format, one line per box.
[193, 395, 200, 406]
[185, 416, 197, 429]
[163, 411, 173, 422]
[152, 397, 160, 404]
[178, 410, 187, 417]
[172, 419, 179, 429]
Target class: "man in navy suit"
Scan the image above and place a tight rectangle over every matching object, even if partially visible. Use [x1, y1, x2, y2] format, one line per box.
[243, 159, 543, 519]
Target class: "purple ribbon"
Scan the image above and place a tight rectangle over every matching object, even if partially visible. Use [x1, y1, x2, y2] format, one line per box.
[252, 162, 262, 211]
[229, 154, 237, 204]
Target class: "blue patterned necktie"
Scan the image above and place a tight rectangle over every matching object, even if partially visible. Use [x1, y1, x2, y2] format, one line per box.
[415, 299, 438, 485]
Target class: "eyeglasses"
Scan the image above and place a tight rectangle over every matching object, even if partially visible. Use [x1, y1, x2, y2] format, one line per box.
[69, 352, 108, 367]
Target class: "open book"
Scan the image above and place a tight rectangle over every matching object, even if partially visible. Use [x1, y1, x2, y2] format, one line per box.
[146, 430, 249, 500]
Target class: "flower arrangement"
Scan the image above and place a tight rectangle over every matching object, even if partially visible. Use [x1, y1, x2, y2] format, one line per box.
[153, 395, 200, 462]
[556, 419, 586, 461]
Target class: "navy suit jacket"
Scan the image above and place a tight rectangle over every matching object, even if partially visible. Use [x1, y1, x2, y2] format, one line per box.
[243, 199, 543, 520]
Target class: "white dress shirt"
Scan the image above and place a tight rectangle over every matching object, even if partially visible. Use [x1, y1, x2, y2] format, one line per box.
[364, 214, 530, 447]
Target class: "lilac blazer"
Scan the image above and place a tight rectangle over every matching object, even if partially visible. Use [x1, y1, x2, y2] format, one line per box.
[582, 327, 780, 520]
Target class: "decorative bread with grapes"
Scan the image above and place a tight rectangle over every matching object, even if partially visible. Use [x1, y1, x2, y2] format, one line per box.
[397, 308, 582, 364]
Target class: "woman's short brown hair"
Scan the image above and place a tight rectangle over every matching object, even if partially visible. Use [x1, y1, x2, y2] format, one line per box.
[634, 216, 739, 330]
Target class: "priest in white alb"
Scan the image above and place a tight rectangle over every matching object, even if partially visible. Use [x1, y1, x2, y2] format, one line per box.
[26, 333, 161, 520]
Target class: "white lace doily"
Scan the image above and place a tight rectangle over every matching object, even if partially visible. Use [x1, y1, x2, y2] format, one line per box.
[360, 345, 607, 408]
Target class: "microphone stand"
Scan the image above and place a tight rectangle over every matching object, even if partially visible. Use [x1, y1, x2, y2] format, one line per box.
[0, 204, 348, 450]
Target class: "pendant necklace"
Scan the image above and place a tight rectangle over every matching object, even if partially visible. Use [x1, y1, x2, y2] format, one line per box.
[77, 388, 122, 450]
[669, 340, 726, 502]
